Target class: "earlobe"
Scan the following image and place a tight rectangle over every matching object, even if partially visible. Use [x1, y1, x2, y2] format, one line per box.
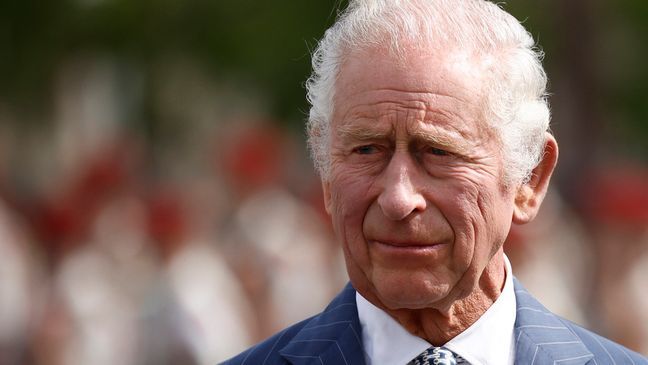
[512, 133, 559, 224]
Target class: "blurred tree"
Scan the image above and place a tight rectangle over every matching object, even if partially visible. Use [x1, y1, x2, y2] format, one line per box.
[0, 0, 345, 125]
[0, 0, 645, 162]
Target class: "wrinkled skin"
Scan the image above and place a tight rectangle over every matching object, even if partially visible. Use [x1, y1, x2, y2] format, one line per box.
[322, 46, 557, 344]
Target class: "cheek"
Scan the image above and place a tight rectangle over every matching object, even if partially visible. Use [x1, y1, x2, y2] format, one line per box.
[440, 188, 480, 269]
[436, 176, 512, 266]
[457, 178, 513, 258]
[327, 169, 375, 240]
[327, 173, 378, 279]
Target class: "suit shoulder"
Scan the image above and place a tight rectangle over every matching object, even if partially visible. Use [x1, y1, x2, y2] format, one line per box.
[220, 316, 314, 365]
[558, 318, 648, 364]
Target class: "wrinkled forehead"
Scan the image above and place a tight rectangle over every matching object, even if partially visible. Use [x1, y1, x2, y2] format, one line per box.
[333, 44, 492, 117]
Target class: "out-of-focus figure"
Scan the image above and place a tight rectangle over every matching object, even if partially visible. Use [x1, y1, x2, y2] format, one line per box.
[54, 195, 155, 365]
[220, 123, 347, 339]
[144, 188, 255, 364]
[578, 165, 648, 354]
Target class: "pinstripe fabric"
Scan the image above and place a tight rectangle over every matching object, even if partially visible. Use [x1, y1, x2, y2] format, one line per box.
[277, 284, 364, 364]
[222, 280, 647, 365]
[513, 278, 647, 365]
[222, 284, 366, 365]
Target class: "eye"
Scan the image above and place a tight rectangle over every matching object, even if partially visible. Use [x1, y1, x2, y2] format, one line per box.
[353, 145, 379, 155]
[427, 147, 449, 156]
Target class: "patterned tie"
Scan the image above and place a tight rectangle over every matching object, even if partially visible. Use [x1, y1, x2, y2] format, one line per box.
[408, 347, 468, 365]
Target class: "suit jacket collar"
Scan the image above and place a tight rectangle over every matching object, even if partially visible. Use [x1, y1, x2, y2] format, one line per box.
[280, 280, 595, 365]
[279, 283, 366, 365]
[513, 278, 593, 365]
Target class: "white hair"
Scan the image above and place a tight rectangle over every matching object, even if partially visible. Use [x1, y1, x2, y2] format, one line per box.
[306, 0, 551, 186]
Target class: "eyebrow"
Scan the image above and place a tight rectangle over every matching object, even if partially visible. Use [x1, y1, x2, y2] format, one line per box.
[411, 128, 473, 156]
[336, 124, 392, 142]
[410, 128, 457, 148]
[339, 121, 455, 143]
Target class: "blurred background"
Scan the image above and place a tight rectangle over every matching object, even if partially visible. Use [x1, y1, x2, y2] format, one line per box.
[0, 0, 646, 363]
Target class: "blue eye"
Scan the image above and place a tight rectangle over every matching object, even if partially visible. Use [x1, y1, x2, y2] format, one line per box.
[354, 145, 378, 155]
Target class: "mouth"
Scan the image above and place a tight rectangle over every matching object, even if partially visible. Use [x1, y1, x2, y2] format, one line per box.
[370, 240, 446, 253]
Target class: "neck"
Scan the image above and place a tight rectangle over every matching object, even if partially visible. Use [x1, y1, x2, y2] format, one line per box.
[372, 254, 506, 345]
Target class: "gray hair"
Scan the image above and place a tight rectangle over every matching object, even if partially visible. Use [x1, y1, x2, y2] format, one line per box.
[306, 0, 551, 186]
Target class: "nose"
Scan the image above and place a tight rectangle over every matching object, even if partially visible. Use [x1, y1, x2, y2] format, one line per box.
[377, 153, 426, 221]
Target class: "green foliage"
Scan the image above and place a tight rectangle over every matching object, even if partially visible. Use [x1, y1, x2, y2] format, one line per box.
[0, 0, 645, 158]
[0, 0, 344, 121]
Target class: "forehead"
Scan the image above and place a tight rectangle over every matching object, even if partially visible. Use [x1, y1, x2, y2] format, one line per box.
[333, 46, 490, 136]
[336, 46, 485, 102]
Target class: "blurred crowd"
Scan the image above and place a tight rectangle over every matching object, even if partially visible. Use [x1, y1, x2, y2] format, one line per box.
[0, 55, 646, 364]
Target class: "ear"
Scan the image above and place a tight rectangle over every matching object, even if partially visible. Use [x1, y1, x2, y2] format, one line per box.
[512, 133, 559, 224]
[321, 179, 333, 215]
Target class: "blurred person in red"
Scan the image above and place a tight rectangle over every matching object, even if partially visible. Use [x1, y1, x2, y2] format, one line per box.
[38, 141, 158, 365]
[143, 186, 255, 364]
[224, 0, 647, 364]
[577, 165, 648, 354]
[32, 138, 254, 365]
[218, 121, 346, 341]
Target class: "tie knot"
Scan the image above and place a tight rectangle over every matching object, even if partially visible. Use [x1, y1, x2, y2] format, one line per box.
[410, 347, 458, 365]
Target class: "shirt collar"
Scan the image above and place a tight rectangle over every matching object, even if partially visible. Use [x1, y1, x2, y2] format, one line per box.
[357, 254, 517, 365]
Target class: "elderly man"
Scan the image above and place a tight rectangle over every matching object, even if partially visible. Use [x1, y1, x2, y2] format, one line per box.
[224, 0, 647, 364]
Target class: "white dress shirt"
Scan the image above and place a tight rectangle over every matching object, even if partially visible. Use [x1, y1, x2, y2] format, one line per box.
[357, 255, 517, 365]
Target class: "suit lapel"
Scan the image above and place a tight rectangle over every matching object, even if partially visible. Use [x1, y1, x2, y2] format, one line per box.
[279, 284, 366, 365]
[514, 278, 593, 365]
[278, 279, 596, 364]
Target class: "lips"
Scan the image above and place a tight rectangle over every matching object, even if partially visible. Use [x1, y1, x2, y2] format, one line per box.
[373, 240, 439, 248]
[368, 240, 446, 265]
[369, 239, 446, 252]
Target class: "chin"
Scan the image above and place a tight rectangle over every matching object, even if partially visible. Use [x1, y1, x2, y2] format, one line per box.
[370, 273, 453, 310]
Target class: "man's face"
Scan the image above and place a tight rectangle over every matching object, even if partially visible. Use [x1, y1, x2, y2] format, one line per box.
[323, 47, 518, 310]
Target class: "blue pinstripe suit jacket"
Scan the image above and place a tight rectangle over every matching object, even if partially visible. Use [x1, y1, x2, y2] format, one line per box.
[222, 279, 647, 364]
